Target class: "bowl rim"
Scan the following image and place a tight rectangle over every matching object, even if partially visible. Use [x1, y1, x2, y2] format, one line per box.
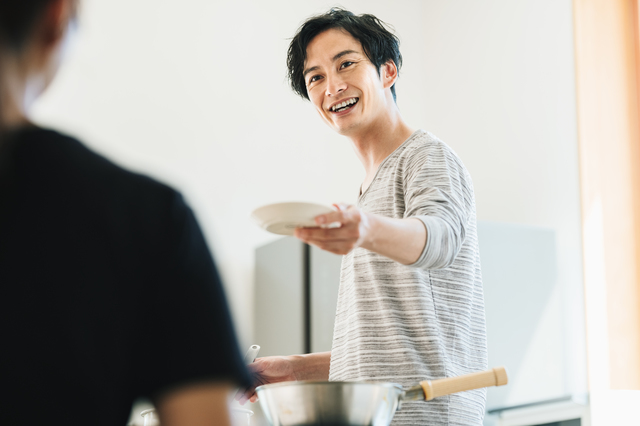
[256, 380, 403, 392]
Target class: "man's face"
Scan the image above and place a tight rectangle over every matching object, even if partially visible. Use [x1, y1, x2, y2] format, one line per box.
[303, 28, 392, 136]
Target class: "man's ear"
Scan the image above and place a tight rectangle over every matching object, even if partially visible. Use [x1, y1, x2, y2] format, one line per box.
[37, 0, 74, 48]
[380, 60, 398, 89]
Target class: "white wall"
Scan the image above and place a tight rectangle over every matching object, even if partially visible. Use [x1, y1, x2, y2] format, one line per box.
[32, 0, 586, 410]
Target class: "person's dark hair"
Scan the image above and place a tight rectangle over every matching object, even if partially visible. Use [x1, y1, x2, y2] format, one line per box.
[287, 8, 402, 102]
[0, 0, 66, 50]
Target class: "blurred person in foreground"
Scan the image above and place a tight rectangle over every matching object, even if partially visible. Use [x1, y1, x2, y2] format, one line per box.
[238, 9, 488, 425]
[0, 0, 250, 424]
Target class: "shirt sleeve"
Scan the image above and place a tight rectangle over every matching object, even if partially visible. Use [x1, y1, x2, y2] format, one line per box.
[134, 191, 251, 399]
[404, 140, 476, 270]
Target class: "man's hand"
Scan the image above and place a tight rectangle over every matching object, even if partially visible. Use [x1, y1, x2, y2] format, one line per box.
[295, 205, 428, 265]
[294, 204, 370, 255]
[234, 352, 331, 405]
[234, 356, 297, 405]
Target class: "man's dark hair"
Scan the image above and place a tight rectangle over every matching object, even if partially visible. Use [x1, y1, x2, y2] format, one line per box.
[0, 0, 75, 50]
[287, 8, 402, 102]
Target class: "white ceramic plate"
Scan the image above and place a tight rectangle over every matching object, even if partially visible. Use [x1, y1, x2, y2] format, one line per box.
[251, 202, 334, 236]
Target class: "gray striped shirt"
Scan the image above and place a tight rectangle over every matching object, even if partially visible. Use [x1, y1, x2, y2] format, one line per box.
[329, 130, 488, 426]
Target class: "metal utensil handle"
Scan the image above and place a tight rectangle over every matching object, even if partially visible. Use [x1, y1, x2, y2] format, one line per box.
[421, 367, 508, 401]
[243, 345, 261, 364]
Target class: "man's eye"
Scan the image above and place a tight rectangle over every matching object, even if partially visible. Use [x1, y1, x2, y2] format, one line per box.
[340, 61, 354, 69]
[309, 75, 322, 83]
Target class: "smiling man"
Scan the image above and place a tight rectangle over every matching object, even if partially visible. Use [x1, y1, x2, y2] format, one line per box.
[240, 9, 488, 425]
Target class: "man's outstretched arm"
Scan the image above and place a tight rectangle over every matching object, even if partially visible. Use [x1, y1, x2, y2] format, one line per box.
[294, 205, 427, 265]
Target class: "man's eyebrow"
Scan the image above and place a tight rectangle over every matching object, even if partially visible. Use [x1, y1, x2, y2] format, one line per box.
[303, 65, 319, 79]
[332, 49, 359, 61]
[303, 50, 361, 79]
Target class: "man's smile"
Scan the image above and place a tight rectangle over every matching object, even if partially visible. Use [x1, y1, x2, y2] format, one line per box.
[328, 97, 359, 113]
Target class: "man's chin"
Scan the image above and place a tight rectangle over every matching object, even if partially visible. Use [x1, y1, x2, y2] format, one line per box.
[329, 120, 359, 136]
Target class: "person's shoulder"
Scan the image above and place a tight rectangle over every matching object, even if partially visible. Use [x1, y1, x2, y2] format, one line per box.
[396, 129, 472, 185]
[13, 128, 185, 221]
[403, 129, 456, 155]
[402, 129, 464, 163]
[15, 127, 181, 212]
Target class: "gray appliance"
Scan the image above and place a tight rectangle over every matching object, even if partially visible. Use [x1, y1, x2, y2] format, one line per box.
[254, 237, 342, 356]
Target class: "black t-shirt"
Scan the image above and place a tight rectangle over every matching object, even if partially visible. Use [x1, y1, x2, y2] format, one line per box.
[0, 127, 251, 425]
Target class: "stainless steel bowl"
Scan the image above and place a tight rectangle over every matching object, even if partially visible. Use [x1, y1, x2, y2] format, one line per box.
[256, 381, 403, 426]
[255, 367, 508, 426]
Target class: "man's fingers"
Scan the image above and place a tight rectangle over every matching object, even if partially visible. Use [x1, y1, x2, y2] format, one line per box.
[314, 203, 358, 225]
[295, 225, 359, 243]
[333, 203, 351, 212]
[296, 230, 361, 254]
[314, 210, 345, 226]
[238, 388, 257, 405]
[294, 204, 364, 255]
[317, 240, 361, 254]
[234, 387, 254, 403]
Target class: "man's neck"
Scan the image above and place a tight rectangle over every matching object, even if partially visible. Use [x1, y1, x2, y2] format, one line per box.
[347, 107, 415, 188]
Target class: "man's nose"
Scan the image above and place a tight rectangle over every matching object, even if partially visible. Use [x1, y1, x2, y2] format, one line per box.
[326, 73, 347, 96]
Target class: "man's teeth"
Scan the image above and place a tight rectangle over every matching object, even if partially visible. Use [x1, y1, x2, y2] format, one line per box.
[331, 98, 358, 112]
